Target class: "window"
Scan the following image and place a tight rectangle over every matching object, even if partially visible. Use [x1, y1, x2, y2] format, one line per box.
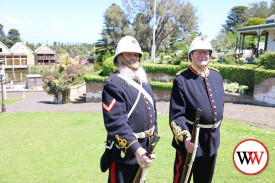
[0, 48, 2, 52]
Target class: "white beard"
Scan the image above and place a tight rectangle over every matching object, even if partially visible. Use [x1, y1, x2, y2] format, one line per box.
[118, 64, 149, 85]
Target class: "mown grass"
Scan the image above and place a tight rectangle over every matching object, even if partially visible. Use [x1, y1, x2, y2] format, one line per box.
[0, 98, 23, 105]
[0, 113, 274, 183]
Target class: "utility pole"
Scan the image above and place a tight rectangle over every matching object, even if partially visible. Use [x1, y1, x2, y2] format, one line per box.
[150, 0, 156, 62]
[0, 60, 6, 112]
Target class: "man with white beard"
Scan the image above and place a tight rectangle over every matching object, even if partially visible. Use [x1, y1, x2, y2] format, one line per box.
[101, 36, 158, 183]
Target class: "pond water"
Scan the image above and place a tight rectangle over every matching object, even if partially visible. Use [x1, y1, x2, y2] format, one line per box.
[5, 69, 29, 85]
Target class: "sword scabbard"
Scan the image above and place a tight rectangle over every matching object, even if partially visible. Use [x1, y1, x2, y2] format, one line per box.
[180, 109, 202, 183]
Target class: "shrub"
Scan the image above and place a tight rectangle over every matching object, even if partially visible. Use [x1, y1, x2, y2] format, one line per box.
[163, 55, 172, 64]
[224, 82, 249, 95]
[94, 50, 114, 71]
[222, 55, 235, 65]
[43, 64, 89, 99]
[254, 51, 275, 70]
[102, 56, 116, 76]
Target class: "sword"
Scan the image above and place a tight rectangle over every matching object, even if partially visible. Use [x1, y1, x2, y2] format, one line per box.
[180, 109, 202, 183]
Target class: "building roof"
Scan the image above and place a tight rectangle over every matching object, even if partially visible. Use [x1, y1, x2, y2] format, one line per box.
[265, 14, 275, 23]
[0, 41, 12, 54]
[237, 22, 275, 35]
[35, 45, 56, 54]
[10, 42, 34, 53]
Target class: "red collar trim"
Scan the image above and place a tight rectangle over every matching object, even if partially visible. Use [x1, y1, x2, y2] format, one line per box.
[190, 65, 201, 76]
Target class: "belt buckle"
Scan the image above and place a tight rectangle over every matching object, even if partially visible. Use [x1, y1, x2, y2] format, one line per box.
[106, 140, 114, 149]
[212, 124, 216, 131]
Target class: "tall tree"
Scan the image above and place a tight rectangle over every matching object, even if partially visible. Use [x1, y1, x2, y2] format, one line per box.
[244, 17, 266, 26]
[246, 1, 269, 19]
[222, 6, 248, 33]
[122, 0, 198, 52]
[6, 29, 22, 48]
[212, 31, 236, 51]
[0, 24, 5, 43]
[102, 3, 130, 46]
[269, 0, 275, 16]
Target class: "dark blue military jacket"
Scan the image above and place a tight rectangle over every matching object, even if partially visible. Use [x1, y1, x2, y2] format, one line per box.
[102, 71, 158, 165]
[169, 66, 224, 157]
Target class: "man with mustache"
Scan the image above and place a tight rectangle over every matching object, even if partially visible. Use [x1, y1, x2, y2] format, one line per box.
[101, 36, 158, 183]
[169, 36, 225, 183]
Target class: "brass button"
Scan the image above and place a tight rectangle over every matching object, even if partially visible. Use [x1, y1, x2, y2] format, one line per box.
[215, 112, 217, 115]
[150, 115, 152, 118]
[146, 101, 148, 105]
[209, 89, 211, 91]
[150, 121, 153, 124]
[212, 100, 215, 103]
[207, 83, 210, 85]
[215, 118, 217, 121]
[210, 94, 213, 97]
[214, 106, 216, 109]
[148, 107, 151, 111]
[144, 96, 147, 99]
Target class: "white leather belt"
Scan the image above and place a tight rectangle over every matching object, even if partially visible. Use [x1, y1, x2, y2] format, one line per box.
[186, 119, 221, 129]
[134, 126, 155, 139]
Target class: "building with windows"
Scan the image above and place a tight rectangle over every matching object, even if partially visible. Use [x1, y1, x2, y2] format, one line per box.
[0, 42, 34, 69]
[236, 14, 275, 58]
[34, 45, 56, 65]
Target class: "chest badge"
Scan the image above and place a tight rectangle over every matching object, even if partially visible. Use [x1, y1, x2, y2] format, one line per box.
[102, 98, 116, 112]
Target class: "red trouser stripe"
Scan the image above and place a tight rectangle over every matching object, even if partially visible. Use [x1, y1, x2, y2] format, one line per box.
[111, 162, 115, 183]
[174, 150, 182, 183]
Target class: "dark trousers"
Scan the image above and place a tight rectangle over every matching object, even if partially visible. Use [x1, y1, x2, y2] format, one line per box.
[173, 150, 217, 183]
[108, 162, 139, 183]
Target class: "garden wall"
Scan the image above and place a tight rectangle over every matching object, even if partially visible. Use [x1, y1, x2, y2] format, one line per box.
[68, 83, 86, 102]
[86, 82, 105, 102]
[253, 77, 275, 105]
[54, 83, 86, 104]
[85, 81, 274, 106]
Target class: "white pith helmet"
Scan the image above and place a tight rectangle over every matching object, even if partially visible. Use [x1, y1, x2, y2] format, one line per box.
[113, 36, 143, 66]
[188, 36, 213, 61]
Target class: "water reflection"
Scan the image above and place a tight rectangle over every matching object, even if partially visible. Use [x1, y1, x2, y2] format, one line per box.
[5, 69, 28, 85]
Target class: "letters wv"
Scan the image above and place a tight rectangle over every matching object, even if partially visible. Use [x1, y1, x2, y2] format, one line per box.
[236, 151, 265, 165]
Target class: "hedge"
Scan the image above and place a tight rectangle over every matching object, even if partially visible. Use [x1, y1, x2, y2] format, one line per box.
[213, 65, 255, 92]
[254, 68, 275, 86]
[83, 75, 108, 83]
[142, 62, 190, 76]
[85, 60, 275, 93]
[150, 81, 173, 90]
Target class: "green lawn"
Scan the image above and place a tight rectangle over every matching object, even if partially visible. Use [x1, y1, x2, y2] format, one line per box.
[0, 113, 274, 183]
[0, 98, 23, 105]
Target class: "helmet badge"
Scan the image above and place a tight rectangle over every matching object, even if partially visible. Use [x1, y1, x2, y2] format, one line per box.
[201, 37, 205, 41]
[132, 39, 137, 44]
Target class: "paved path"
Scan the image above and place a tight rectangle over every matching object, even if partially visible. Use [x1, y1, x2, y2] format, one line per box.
[5, 91, 275, 130]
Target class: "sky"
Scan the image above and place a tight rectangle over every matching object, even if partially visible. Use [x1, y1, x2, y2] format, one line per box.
[0, 0, 271, 45]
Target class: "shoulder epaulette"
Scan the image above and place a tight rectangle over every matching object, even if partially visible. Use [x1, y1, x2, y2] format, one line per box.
[209, 67, 219, 72]
[176, 68, 188, 76]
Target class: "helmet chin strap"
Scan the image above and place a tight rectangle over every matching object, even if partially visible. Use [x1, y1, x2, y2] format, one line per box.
[117, 55, 138, 71]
